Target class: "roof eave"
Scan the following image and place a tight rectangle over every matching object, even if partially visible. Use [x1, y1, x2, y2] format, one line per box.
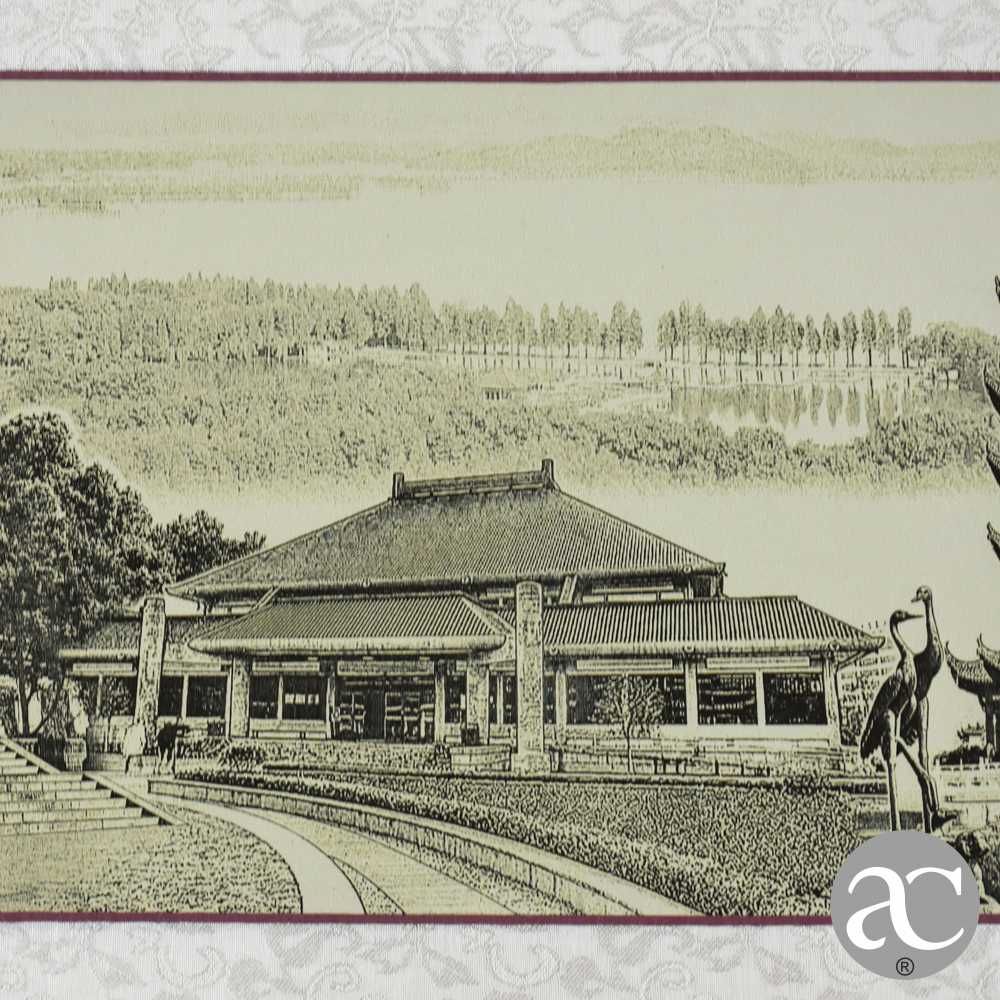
[548, 638, 882, 658]
[58, 647, 137, 662]
[190, 634, 508, 657]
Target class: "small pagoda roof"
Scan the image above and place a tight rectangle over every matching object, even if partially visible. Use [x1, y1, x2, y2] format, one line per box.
[946, 640, 1000, 696]
[512, 595, 881, 658]
[190, 592, 511, 657]
[167, 462, 724, 602]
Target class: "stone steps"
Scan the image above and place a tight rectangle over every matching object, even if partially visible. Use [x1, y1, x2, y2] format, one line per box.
[0, 804, 144, 825]
[0, 737, 167, 837]
[0, 814, 161, 836]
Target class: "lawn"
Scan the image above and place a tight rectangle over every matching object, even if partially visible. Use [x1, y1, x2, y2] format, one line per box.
[0, 806, 300, 914]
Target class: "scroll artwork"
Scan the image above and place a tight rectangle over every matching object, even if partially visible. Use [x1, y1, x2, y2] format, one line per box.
[4, 79, 1000, 920]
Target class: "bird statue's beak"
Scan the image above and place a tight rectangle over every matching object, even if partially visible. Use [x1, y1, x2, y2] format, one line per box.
[911, 594, 923, 604]
[901, 610, 922, 621]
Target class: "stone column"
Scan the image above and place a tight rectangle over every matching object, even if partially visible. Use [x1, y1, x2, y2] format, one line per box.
[433, 663, 447, 742]
[325, 665, 337, 739]
[512, 581, 549, 775]
[134, 595, 167, 749]
[465, 661, 490, 745]
[554, 667, 568, 729]
[822, 655, 842, 746]
[684, 660, 699, 728]
[755, 671, 767, 727]
[228, 658, 251, 738]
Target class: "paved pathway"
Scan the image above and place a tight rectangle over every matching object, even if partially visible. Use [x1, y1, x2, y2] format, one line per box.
[247, 807, 510, 915]
[175, 799, 365, 914]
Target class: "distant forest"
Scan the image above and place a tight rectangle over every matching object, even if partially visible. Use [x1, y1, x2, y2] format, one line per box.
[0, 276, 994, 389]
[0, 275, 996, 493]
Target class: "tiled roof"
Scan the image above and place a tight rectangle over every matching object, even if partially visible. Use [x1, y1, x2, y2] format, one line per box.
[190, 593, 511, 656]
[534, 596, 881, 656]
[168, 464, 722, 601]
[59, 618, 141, 660]
[61, 615, 223, 661]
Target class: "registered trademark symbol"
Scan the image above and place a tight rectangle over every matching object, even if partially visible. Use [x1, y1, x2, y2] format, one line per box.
[896, 957, 914, 977]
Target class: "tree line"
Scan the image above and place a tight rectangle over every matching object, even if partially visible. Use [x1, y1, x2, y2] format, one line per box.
[656, 302, 915, 369]
[0, 275, 644, 369]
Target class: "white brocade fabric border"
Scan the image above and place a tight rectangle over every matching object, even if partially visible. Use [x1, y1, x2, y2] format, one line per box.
[2, 0, 1000, 73]
[3, 921, 999, 999]
[5, 1, 1000, 998]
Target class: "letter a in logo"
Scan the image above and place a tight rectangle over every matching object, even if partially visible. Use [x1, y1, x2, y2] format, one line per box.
[832, 832, 979, 980]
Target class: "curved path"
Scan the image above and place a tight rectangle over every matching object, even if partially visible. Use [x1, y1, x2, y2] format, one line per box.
[168, 796, 517, 914]
[247, 808, 512, 915]
[176, 798, 365, 914]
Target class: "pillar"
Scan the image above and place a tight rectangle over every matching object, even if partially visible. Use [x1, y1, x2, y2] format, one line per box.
[466, 661, 490, 744]
[755, 671, 767, 727]
[684, 660, 699, 727]
[433, 663, 447, 742]
[512, 581, 549, 775]
[228, 658, 251, 738]
[134, 595, 167, 750]
[554, 667, 568, 730]
[822, 656, 842, 746]
[325, 666, 337, 739]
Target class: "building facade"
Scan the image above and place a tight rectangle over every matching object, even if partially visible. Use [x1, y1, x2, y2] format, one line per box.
[61, 461, 881, 773]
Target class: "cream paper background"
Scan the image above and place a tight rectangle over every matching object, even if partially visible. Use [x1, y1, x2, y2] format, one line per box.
[3, 2, 1000, 997]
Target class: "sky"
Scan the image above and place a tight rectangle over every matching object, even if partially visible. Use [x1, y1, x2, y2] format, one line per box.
[1, 81, 1000, 338]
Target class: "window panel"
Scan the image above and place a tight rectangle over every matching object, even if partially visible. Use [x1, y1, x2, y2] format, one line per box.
[543, 674, 556, 725]
[696, 672, 757, 725]
[250, 675, 279, 719]
[157, 676, 184, 717]
[651, 673, 687, 725]
[567, 675, 610, 725]
[763, 672, 827, 725]
[186, 676, 227, 719]
[445, 674, 465, 724]
[282, 674, 324, 721]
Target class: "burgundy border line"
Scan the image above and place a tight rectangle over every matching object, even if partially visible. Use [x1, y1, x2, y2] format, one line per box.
[1, 912, 999, 926]
[1, 70, 1000, 83]
[1, 63, 996, 927]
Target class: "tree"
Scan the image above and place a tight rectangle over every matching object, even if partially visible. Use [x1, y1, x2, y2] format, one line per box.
[609, 300, 630, 360]
[842, 312, 859, 368]
[877, 309, 894, 366]
[861, 307, 877, 367]
[0, 413, 263, 736]
[657, 310, 679, 362]
[785, 313, 803, 368]
[769, 306, 786, 365]
[897, 306, 912, 368]
[594, 675, 665, 773]
[821, 313, 840, 368]
[805, 314, 821, 365]
[749, 306, 768, 368]
[154, 510, 266, 584]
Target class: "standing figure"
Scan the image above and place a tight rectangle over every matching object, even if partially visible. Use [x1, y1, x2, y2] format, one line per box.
[860, 609, 922, 831]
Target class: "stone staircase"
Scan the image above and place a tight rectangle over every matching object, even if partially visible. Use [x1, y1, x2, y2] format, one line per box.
[0, 738, 165, 836]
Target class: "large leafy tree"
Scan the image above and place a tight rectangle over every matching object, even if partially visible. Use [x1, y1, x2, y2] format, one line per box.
[0, 412, 264, 736]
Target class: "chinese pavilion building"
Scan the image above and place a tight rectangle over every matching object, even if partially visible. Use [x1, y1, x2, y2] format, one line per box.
[61, 461, 881, 774]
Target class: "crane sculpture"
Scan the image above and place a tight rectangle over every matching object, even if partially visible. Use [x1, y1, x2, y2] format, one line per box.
[860, 609, 922, 832]
[899, 585, 945, 830]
